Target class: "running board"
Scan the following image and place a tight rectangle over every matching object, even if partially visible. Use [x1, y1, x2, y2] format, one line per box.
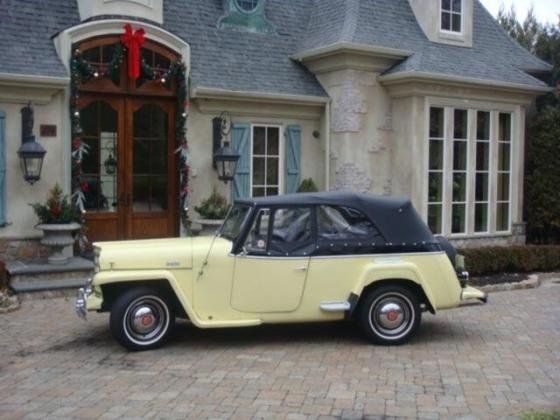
[320, 301, 351, 312]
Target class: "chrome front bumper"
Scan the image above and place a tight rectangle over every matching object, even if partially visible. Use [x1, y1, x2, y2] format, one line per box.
[75, 287, 87, 319]
[75, 277, 93, 320]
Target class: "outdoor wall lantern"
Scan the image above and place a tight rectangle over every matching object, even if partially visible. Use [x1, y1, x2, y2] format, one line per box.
[17, 103, 46, 185]
[214, 142, 240, 183]
[212, 112, 239, 183]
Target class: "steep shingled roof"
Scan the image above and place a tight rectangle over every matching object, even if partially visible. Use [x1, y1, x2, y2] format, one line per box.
[0, 0, 80, 78]
[299, 0, 551, 88]
[0, 0, 551, 93]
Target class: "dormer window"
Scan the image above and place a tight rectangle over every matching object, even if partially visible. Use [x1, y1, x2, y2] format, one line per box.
[236, 0, 258, 13]
[218, 0, 276, 35]
[441, 0, 462, 33]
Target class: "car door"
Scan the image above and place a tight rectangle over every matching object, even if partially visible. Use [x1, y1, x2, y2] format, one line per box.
[231, 206, 314, 313]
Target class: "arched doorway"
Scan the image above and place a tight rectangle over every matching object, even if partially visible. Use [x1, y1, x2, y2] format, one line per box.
[75, 36, 179, 241]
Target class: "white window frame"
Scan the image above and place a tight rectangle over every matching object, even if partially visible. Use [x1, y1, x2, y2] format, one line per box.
[496, 112, 513, 233]
[427, 107, 446, 235]
[450, 108, 470, 234]
[439, 0, 463, 34]
[425, 103, 516, 238]
[249, 124, 284, 197]
[474, 110, 491, 235]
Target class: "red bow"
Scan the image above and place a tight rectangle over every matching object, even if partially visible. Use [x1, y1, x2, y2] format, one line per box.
[121, 24, 145, 80]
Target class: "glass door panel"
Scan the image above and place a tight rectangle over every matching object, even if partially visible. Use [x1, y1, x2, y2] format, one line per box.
[80, 101, 119, 213]
[126, 99, 176, 239]
[132, 104, 169, 213]
[79, 97, 124, 241]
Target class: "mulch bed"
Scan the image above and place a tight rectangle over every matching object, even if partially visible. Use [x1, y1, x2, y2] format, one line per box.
[469, 272, 531, 287]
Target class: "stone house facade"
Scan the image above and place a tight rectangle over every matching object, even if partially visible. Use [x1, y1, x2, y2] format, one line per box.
[0, 0, 552, 257]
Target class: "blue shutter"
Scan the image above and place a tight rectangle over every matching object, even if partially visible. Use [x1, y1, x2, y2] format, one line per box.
[285, 125, 301, 194]
[231, 122, 251, 200]
[0, 111, 5, 226]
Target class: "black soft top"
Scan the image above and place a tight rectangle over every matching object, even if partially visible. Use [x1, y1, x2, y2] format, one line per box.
[235, 192, 436, 245]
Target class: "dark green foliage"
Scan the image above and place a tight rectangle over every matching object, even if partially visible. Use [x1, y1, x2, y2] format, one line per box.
[194, 188, 230, 220]
[459, 245, 560, 276]
[498, 9, 560, 243]
[31, 184, 81, 224]
[525, 107, 560, 243]
[297, 178, 318, 193]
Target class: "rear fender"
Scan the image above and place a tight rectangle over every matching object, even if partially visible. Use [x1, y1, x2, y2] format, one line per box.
[354, 262, 437, 312]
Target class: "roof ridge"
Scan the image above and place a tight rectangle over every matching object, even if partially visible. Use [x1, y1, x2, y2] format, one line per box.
[340, 0, 360, 43]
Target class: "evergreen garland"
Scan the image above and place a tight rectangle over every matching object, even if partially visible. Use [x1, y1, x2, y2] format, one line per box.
[69, 42, 191, 244]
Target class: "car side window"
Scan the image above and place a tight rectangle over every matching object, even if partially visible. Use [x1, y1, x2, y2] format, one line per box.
[316, 205, 383, 254]
[243, 208, 270, 255]
[269, 207, 314, 257]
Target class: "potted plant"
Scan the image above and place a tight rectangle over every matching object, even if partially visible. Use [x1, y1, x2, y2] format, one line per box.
[31, 184, 82, 265]
[194, 188, 230, 236]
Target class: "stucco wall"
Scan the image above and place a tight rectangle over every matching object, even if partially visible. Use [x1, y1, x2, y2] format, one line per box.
[0, 92, 66, 239]
[187, 101, 325, 218]
[317, 69, 393, 196]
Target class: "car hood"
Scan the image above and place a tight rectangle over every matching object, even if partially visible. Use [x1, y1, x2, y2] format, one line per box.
[94, 237, 195, 271]
[94, 236, 232, 271]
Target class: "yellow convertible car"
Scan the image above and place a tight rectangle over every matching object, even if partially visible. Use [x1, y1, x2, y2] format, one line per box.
[76, 192, 486, 351]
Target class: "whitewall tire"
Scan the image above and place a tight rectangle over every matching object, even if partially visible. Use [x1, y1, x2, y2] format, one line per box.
[358, 285, 421, 345]
[110, 287, 174, 351]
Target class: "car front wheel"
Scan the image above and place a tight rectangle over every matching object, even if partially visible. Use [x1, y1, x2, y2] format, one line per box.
[358, 285, 421, 345]
[110, 287, 174, 351]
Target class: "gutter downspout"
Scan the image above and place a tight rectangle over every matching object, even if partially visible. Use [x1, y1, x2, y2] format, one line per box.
[325, 99, 331, 191]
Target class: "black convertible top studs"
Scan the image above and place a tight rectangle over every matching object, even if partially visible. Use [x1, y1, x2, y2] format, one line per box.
[235, 192, 440, 256]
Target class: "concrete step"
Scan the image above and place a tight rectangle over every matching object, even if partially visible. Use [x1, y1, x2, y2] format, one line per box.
[7, 257, 94, 295]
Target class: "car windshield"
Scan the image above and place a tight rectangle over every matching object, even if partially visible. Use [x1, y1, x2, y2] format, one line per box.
[219, 204, 251, 241]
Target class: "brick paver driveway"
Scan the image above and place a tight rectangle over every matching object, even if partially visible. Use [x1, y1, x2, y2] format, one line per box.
[1, 280, 559, 419]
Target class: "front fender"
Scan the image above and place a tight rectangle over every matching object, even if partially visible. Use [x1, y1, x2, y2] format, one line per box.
[354, 261, 438, 312]
[90, 270, 204, 328]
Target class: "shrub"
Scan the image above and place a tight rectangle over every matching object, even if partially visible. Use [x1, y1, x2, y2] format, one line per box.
[31, 184, 81, 225]
[194, 187, 230, 220]
[297, 178, 318, 193]
[459, 245, 560, 276]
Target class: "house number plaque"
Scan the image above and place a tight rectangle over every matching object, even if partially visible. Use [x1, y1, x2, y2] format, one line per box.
[40, 124, 57, 137]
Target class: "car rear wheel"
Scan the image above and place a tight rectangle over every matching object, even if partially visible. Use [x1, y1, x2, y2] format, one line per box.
[110, 287, 174, 351]
[358, 285, 421, 345]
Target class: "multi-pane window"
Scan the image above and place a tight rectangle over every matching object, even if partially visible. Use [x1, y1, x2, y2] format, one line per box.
[236, 0, 259, 12]
[475, 111, 490, 232]
[252, 126, 280, 197]
[497, 113, 512, 231]
[427, 107, 515, 236]
[452, 110, 468, 234]
[428, 107, 445, 234]
[441, 0, 462, 33]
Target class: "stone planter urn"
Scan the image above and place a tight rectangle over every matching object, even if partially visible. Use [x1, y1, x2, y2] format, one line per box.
[36, 223, 81, 265]
[193, 219, 224, 237]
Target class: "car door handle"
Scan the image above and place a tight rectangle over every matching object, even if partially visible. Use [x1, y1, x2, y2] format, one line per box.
[294, 266, 307, 272]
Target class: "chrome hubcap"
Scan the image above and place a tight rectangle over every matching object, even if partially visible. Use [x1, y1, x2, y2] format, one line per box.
[377, 302, 405, 330]
[370, 294, 413, 339]
[132, 306, 157, 334]
[124, 296, 168, 344]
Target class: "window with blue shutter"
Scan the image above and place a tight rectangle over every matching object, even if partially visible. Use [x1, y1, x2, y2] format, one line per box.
[285, 125, 301, 194]
[231, 122, 251, 200]
[0, 111, 5, 226]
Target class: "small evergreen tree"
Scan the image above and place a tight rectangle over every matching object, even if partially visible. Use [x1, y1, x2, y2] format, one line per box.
[498, 9, 560, 243]
[525, 107, 560, 243]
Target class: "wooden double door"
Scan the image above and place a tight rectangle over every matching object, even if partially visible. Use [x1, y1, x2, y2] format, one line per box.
[79, 95, 177, 241]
